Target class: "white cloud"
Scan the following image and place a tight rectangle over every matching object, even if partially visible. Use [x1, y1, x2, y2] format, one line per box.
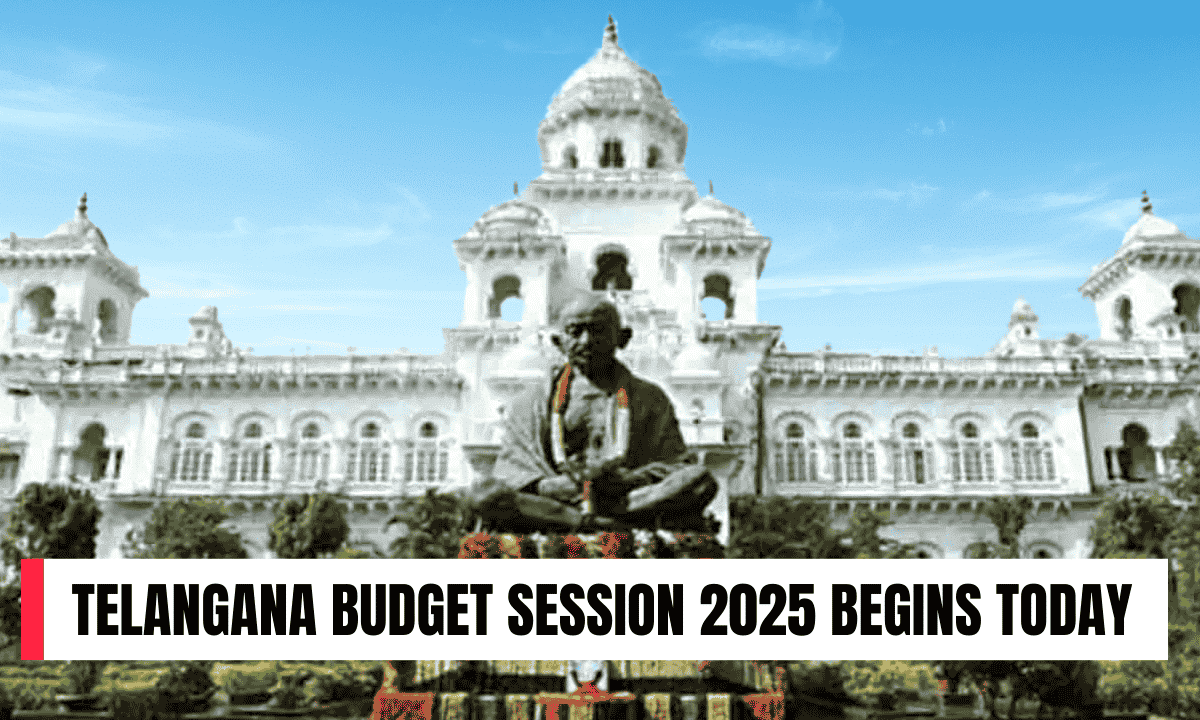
[1038, 192, 1101, 209]
[250, 305, 351, 312]
[759, 251, 1085, 297]
[702, 1, 843, 66]
[148, 287, 247, 299]
[910, 118, 949, 136]
[266, 222, 392, 248]
[1071, 197, 1141, 230]
[0, 68, 266, 148]
[871, 182, 939, 205]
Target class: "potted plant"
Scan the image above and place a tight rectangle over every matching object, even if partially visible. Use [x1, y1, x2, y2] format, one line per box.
[155, 661, 217, 715]
[57, 661, 108, 711]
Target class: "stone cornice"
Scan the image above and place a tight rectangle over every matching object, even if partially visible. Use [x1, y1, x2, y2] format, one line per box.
[526, 173, 697, 204]
[1079, 238, 1200, 299]
[762, 352, 1083, 394]
[662, 231, 772, 277]
[0, 247, 148, 298]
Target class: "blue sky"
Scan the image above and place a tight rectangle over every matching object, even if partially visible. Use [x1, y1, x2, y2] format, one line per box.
[1, 1, 1197, 357]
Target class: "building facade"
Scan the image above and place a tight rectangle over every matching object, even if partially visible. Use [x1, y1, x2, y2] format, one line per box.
[0, 20, 1195, 559]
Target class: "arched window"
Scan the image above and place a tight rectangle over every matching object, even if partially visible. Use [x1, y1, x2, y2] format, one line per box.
[72, 423, 120, 483]
[775, 422, 817, 483]
[347, 422, 390, 484]
[950, 422, 994, 484]
[896, 422, 930, 485]
[1114, 296, 1133, 341]
[488, 276, 521, 319]
[406, 421, 450, 485]
[293, 421, 331, 486]
[563, 144, 578, 169]
[701, 274, 735, 320]
[1028, 543, 1060, 559]
[19, 286, 56, 334]
[95, 299, 118, 342]
[592, 251, 633, 291]
[1173, 283, 1200, 333]
[645, 145, 660, 169]
[834, 422, 875, 484]
[1108, 423, 1154, 483]
[229, 422, 271, 484]
[963, 542, 992, 559]
[1012, 422, 1055, 483]
[599, 139, 624, 168]
[170, 421, 213, 484]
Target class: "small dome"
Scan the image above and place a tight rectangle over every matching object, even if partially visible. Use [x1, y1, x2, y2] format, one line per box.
[672, 340, 719, 377]
[191, 306, 219, 323]
[465, 200, 556, 240]
[681, 195, 759, 235]
[1121, 209, 1191, 246]
[1010, 297, 1038, 326]
[46, 193, 108, 248]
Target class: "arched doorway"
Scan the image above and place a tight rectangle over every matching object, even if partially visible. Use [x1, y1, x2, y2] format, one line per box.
[73, 424, 115, 482]
[592, 252, 633, 291]
[1117, 423, 1155, 482]
[1173, 283, 1200, 333]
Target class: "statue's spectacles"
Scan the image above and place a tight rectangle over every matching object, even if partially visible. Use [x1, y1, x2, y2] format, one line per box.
[563, 321, 608, 339]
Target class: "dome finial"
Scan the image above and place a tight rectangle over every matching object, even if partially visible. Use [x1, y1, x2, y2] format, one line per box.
[514, 181, 519, 196]
[603, 15, 618, 48]
[708, 180, 714, 195]
[1141, 190, 1153, 214]
[76, 192, 88, 219]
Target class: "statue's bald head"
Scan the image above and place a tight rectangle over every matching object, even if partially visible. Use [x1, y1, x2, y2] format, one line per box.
[553, 293, 633, 377]
[558, 293, 622, 333]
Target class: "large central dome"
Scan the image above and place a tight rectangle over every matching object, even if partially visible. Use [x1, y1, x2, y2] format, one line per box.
[547, 17, 677, 121]
[537, 17, 688, 171]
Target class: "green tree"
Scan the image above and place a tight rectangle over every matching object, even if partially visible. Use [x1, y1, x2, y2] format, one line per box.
[975, 495, 1034, 558]
[388, 490, 477, 558]
[269, 493, 350, 558]
[728, 496, 913, 560]
[0, 483, 103, 658]
[1161, 421, 1200, 716]
[124, 498, 247, 558]
[1089, 492, 1176, 560]
[940, 496, 1101, 717]
[1, 483, 103, 564]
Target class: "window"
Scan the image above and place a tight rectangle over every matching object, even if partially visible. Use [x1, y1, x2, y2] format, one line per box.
[775, 423, 817, 483]
[701, 274, 734, 320]
[951, 422, 994, 483]
[1114, 297, 1133, 341]
[1107, 423, 1155, 482]
[592, 251, 633, 291]
[599, 140, 624, 168]
[406, 421, 450, 485]
[563, 145, 578, 169]
[229, 422, 271, 483]
[896, 422, 930, 485]
[1174, 283, 1200, 333]
[347, 422, 390, 484]
[0, 451, 20, 493]
[293, 421, 330, 486]
[96, 299, 117, 341]
[834, 423, 875, 484]
[19, 286, 55, 334]
[1012, 422, 1055, 483]
[646, 145, 660, 169]
[170, 421, 213, 484]
[488, 276, 522, 320]
[73, 423, 120, 483]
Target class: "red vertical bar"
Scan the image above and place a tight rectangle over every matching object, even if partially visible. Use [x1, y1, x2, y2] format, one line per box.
[21, 558, 44, 660]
